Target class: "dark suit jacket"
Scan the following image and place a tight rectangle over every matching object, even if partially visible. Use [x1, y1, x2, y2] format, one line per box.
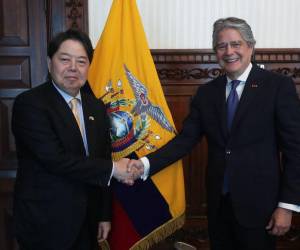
[147, 65, 300, 228]
[12, 81, 113, 250]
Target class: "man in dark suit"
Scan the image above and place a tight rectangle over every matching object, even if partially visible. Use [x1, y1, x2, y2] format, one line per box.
[129, 17, 300, 250]
[12, 29, 133, 250]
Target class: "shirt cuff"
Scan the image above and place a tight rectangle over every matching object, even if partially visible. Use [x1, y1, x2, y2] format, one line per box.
[278, 202, 300, 212]
[140, 157, 150, 181]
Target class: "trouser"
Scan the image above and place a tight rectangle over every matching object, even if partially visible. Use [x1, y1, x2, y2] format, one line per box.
[18, 217, 97, 250]
[208, 194, 276, 250]
[70, 217, 98, 250]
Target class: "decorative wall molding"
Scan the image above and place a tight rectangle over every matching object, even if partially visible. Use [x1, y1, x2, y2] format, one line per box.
[156, 67, 300, 82]
[151, 49, 300, 83]
[152, 49, 216, 64]
[47, 0, 88, 40]
[272, 67, 300, 79]
[63, 0, 88, 32]
[158, 68, 223, 81]
[152, 49, 300, 64]
[65, 0, 84, 29]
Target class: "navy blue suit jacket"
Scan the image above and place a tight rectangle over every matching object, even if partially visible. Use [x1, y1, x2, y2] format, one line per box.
[12, 81, 113, 249]
[147, 65, 300, 227]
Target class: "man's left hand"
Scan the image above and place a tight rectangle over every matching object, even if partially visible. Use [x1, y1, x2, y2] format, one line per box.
[266, 207, 292, 236]
[97, 221, 111, 244]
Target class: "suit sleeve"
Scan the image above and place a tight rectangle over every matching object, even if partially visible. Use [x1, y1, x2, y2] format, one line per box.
[276, 77, 300, 204]
[12, 93, 113, 186]
[97, 113, 113, 221]
[148, 89, 205, 175]
[96, 186, 112, 221]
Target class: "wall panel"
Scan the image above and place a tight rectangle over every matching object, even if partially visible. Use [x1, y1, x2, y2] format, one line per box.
[89, 0, 300, 49]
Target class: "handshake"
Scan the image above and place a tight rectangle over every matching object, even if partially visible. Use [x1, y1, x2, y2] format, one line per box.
[112, 158, 145, 185]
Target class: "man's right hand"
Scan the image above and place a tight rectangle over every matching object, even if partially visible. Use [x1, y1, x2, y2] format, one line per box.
[128, 159, 145, 180]
[113, 158, 134, 185]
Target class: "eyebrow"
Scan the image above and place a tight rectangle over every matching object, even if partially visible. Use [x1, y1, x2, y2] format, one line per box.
[217, 40, 242, 45]
[58, 52, 88, 59]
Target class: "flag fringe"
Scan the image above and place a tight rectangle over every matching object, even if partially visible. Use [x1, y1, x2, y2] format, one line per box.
[130, 213, 185, 250]
[99, 240, 110, 250]
[99, 213, 185, 250]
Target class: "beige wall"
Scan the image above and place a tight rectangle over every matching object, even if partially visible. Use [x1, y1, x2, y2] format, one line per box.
[89, 0, 300, 49]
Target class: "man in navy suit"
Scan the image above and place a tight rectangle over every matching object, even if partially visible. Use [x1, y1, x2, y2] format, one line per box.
[12, 29, 133, 250]
[129, 17, 300, 250]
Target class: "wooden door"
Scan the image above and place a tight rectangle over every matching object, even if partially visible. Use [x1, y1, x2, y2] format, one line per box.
[0, 0, 47, 249]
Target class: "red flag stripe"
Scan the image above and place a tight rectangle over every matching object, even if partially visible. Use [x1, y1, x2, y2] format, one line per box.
[108, 197, 141, 250]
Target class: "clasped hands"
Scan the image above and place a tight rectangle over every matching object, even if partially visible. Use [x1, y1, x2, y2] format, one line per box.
[113, 158, 145, 185]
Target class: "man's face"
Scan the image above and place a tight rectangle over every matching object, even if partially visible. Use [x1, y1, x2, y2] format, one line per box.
[215, 28, 253, 79]
[47, 39, 90, 96]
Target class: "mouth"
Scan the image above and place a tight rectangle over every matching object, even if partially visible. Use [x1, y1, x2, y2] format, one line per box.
[65, 76, 78, 81]
[223, 57, 240, 63]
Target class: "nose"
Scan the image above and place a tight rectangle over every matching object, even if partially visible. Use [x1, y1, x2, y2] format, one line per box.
[225, 44, 234, 55]
[69, 59, 77, 71]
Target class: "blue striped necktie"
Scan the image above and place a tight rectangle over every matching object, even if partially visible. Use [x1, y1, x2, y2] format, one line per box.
[227, 80, 241, 130]
[223, 80, 241, 194]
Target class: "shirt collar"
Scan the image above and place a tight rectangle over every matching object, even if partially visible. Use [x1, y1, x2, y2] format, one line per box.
[52, 81, 82, 104]
[226, 63, 252, 84]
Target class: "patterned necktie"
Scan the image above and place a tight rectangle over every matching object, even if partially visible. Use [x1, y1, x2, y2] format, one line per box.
[227, 80, 241, 130]
[223, 80, 240, 194]
[70, 98, 83, 136]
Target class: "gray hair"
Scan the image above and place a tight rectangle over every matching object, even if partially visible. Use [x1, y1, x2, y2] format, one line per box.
[212, 17, 256, 51]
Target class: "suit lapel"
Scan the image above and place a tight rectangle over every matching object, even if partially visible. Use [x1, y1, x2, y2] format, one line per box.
[81, 90, 98, 157]
[214, 76, 228, 139]
[45, 82, 86, 150]
[230, 65, 263, 132]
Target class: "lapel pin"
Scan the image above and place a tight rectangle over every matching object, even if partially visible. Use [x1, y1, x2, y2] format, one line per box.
[250, 83, 258, 88]
[89, 116, 95, 121]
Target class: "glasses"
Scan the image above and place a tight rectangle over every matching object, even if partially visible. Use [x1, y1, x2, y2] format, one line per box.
[215, 40, 243, 51]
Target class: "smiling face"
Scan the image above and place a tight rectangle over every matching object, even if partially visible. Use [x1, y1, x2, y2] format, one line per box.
[215, 28, 254, 79]
[47, 39, 90, 96]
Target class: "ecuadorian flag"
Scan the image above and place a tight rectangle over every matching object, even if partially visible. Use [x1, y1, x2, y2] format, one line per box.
[88, 0, 185, 249]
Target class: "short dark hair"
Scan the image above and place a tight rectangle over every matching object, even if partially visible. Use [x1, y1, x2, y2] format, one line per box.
[48, 29, 94, 62]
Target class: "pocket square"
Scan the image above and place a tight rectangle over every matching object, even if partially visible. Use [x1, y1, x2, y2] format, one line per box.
[89, 116, 95, 121]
